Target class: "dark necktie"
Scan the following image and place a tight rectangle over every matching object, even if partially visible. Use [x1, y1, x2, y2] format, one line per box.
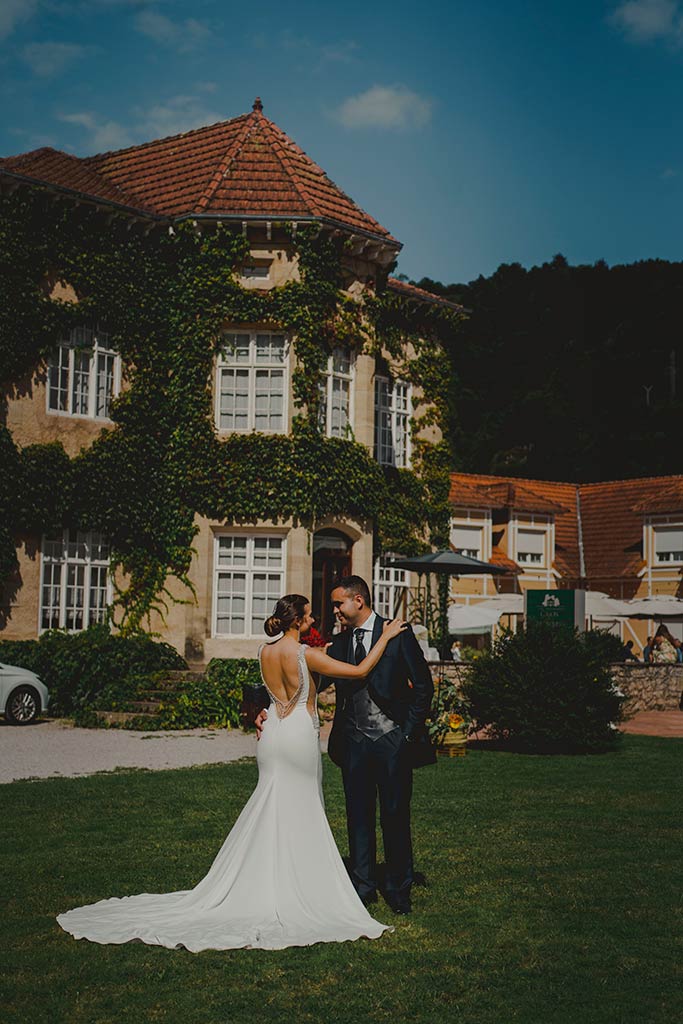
[354, 627, 366, 665]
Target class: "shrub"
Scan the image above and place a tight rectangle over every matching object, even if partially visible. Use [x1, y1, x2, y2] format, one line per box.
[460, 623, 626, 753]
[156, 658, 261, 730]
[0, 624, 186, 716]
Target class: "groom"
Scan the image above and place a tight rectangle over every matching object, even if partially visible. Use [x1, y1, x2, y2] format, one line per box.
[323, 575, 434, 915]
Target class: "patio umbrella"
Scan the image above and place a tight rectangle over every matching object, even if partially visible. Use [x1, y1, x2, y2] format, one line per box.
[620, 595, 683, 620]
[386, 551, 509, 657]
[475, 594, 524, 615]
[447, 603, 501, 634]
[584, 591, 632, 618]
[387, 551, 509, 576]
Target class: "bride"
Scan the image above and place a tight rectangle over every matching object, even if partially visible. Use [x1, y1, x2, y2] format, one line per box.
[56, 594, 406, 951]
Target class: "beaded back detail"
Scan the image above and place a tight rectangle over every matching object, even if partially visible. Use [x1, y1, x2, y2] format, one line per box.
[257, 642, 306, 720]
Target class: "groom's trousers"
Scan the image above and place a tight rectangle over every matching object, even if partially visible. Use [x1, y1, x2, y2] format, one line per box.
[341, 722, 414, 901]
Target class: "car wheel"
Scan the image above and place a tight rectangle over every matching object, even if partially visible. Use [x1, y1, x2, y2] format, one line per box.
[4, 685, 41, 725]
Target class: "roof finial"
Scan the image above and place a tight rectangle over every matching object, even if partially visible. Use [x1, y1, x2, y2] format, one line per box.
[253, 96, 263, 113]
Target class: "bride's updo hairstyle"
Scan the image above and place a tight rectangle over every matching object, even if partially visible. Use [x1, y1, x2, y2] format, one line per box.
[264, 594, 309, 637]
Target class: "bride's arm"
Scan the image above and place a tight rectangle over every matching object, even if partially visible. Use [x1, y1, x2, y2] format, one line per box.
[304, 619, 407, 679]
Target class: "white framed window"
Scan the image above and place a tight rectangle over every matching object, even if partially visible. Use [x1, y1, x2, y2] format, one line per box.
[39, 528, 111, 632]
[373, 560, 408, 619]
[374, 376, 411, 467]
[216, 331, 287, 433]
[47, 326, 120, 420]
[451, 524, 483, 560]
[214, 533, 285, 637]
[517, 529, 546, 565]
[319, 347, 354, 437]
[654, 525, 683, 564]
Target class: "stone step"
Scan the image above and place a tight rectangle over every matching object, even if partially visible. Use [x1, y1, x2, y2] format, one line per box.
[129, 699, 163, 713]
[94, 709, 161, 727]
[164, 669, 207, 681]
[149, 670, 206, 691]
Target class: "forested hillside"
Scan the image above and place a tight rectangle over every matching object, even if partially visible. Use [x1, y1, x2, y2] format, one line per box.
[412, 255, 683, 482]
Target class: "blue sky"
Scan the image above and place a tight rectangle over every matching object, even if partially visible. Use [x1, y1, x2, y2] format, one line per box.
[2, 0, 683, 282]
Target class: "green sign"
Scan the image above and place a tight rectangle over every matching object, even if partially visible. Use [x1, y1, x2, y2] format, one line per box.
[525, 589, 586, 630]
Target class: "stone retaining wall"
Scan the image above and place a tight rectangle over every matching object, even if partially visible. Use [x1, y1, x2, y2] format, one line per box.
[430, 661, 683, 716]
[610, 664, 683, 715]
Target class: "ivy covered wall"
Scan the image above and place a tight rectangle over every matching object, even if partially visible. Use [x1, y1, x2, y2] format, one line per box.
[0, 186, 464, 636]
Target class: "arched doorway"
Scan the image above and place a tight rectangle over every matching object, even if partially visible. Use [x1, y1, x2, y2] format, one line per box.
[312, 529, 353, 639]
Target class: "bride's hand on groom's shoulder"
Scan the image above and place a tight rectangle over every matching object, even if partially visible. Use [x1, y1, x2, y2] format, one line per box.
[383, 618, 408, 640]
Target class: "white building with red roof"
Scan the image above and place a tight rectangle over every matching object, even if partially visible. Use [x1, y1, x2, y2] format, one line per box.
[449, 471, 683, 653]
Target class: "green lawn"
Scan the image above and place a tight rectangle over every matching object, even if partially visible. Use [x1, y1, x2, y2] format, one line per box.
[2, 736, 681, 1024]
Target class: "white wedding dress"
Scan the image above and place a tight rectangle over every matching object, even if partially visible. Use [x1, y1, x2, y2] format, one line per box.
[56, 642, 392, 951]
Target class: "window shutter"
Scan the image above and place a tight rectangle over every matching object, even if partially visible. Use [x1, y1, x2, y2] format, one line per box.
[655, 527, 683, 554]
[451, 525, 482, 553]
[518, 530, 545, 555]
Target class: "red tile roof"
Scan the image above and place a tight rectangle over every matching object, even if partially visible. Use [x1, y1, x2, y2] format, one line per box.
[0, 146, 151, 213]
[0, 99, 399, 246]
[489, 549, 522, 574]
[631, 483, 683, 514]
[386, 277, 464, 311]
[450, 472, 683, 581]
[579, 477, 683, 580]
[451, 472, 581, 576]
[450, 477, 570, 515]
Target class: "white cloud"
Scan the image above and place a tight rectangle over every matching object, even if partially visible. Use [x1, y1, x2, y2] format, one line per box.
[57, 92, 222, 155]
[133, 10, 210, 52]
[276, 30, 359, 70]
[0, 0, 39, 39]
[22, 41, 87, 77]
[335, 85, 432, 131]
[608, 0, 683, 42]
[58, 112, 133, 152]
[133, 94, 222, 138]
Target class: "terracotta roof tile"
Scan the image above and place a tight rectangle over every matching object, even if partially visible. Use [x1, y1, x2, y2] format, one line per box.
[450, 472, 683, 581]
[0, 147, 152, 213]
[489, 549, 522, 574]
[386, 278, 465, 311]
[631, 483, 683, 514]
[579, 476, 683, 579]
[1, 102, 399, 246]
[451, 472, 581, 577]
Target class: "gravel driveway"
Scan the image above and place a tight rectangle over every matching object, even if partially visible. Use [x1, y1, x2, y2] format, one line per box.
[0, 719, 259, 784]
[1, 718, 332, 784]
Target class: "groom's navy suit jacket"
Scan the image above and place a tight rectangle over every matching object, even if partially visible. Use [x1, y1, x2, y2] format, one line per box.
[322, 615, 435, 769]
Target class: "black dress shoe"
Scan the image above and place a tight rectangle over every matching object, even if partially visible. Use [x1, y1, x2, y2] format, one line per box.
[387, 896, 412, 915]
[360, 892, 378, 908]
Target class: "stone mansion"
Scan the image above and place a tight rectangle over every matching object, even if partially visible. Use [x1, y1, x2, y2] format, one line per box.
[0, 98, 460, 661]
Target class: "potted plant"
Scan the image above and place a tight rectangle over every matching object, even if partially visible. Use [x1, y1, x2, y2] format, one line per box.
[427, 679, 472, 757]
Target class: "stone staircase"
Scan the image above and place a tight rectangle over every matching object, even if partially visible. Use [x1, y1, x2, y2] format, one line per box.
[94, 668, 207, 728]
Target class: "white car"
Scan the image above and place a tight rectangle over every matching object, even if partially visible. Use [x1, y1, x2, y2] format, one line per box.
[0, 663, 50, 725]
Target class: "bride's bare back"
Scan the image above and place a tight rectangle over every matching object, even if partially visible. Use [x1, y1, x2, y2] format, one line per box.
[259, 638, 316, 718]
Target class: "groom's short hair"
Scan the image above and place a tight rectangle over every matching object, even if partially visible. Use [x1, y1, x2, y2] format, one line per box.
[336, 575, 372, 608]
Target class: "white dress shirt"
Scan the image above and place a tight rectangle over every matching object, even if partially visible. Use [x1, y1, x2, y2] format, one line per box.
[353, 610, 377, 658]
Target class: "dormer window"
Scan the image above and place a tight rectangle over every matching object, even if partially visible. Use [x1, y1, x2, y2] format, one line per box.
[654, 525, 683, 564]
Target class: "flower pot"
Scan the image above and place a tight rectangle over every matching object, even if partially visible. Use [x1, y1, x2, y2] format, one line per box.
[437, 722, 468, 757]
